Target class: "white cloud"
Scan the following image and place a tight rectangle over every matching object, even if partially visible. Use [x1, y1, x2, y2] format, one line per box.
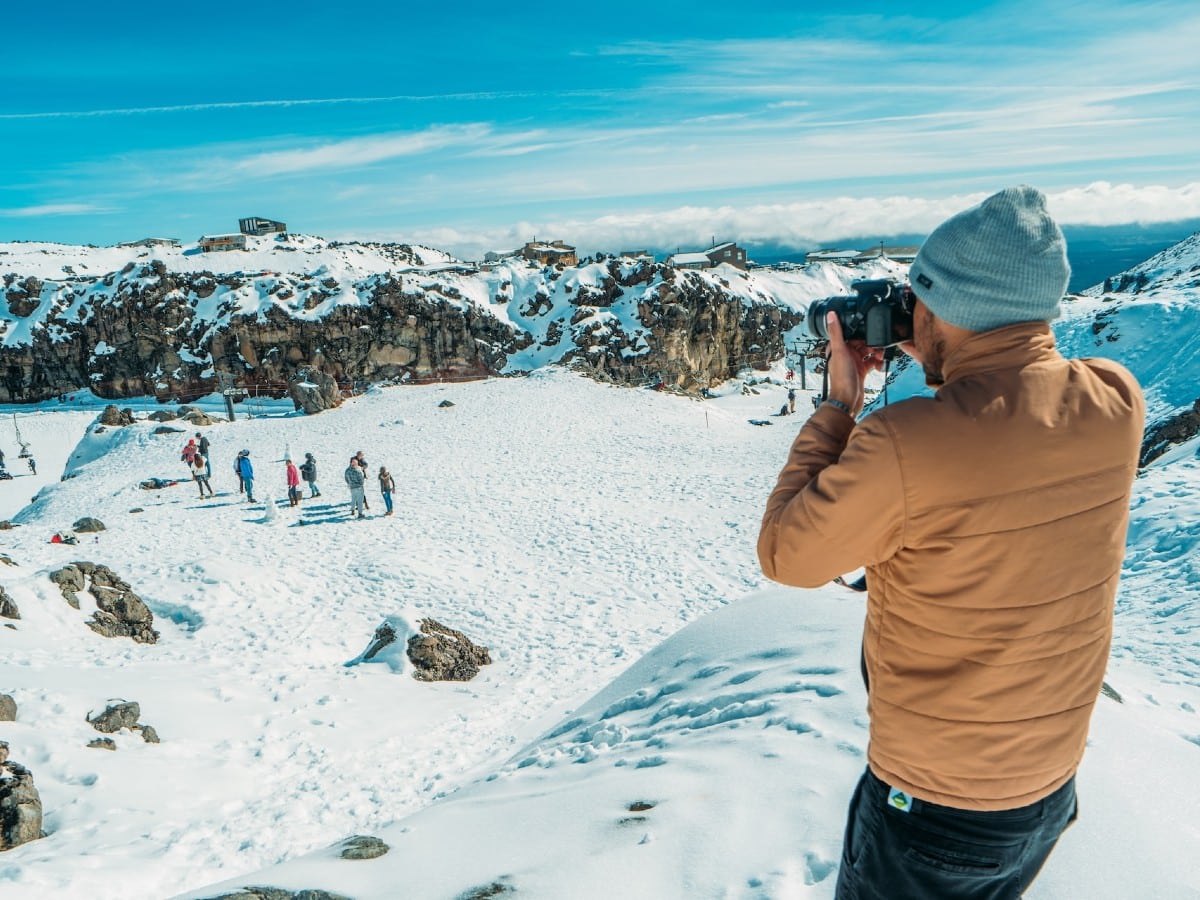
[386, 182, 1200, 261]
[230, 124, 493, 177]
[0, 203, 108, 218]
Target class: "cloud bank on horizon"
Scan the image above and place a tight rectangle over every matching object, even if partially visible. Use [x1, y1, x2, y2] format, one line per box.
[2, 0, 1198, 257]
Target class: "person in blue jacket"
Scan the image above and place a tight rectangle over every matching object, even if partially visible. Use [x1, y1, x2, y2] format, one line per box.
[236, 450, 256, 502]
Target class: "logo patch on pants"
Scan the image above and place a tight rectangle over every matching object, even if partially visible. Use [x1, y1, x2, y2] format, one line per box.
[887, 787, 912, 813]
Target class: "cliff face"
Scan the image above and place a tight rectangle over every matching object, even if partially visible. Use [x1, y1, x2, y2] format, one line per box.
[0, 239, 809, 403]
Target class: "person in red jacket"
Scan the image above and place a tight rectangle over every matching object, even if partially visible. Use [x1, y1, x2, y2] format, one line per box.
[285, 458, 302, 507]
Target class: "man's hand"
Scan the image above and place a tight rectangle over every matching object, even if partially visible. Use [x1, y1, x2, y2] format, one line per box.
[825, 312, 886, 417]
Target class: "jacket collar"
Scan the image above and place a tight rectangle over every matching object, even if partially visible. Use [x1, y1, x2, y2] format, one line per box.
[939, 321, 1059, 387]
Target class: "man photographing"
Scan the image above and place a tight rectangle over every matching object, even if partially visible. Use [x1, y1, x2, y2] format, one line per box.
[758, 186, 1145, 899]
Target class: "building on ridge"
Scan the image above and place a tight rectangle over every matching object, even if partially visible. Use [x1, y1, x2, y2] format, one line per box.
[199, 234, 248, 253]
[666, 241, 747, 271]
[520, 240, 578, 267]
[239, 217, 288, 236]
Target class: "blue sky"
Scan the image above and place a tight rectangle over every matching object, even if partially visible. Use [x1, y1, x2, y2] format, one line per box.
[2, 0, 1198, 258]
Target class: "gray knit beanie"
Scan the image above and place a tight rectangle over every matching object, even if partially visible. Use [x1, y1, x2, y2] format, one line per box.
[908, 185, 1069, 332]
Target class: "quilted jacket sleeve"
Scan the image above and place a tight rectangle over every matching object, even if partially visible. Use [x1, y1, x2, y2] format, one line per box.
[758, 404, 907, 588]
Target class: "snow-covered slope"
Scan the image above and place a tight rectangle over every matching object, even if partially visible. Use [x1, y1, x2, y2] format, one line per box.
[2, 234, 1199, 899]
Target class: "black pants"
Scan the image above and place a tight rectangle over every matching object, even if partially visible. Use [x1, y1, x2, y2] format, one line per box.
[835, 768, 1077, 900]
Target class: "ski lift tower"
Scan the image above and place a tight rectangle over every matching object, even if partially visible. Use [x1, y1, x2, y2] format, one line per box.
[217, 373, 247, 422]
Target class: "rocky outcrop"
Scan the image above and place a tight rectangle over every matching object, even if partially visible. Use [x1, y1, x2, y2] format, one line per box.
[72, 517, 106, 533]
[48, 563, 159, 643]
[87, 738, 116, 751]
[1141, 397, 1200, 467]
[407, 618, 492, 682]
[0, 761, 42, 851]
[0, 695, 15, 721]
[0, 254, 799, 402]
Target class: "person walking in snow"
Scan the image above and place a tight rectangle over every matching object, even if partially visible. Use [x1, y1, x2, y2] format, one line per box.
[27, 456, 36, 475]
[233, 451, 245, 494]
[285, 458, 302, 507]
[354, 451, 370, 509]
[344, 457, 366, 519]
[300, 452, 320, 498]
[195, 432, 211, 476]
[236, 450, 256, 503]
[758, 187, 1145, 900]
[378, 466, 395, 517]
[191, 451, 215, 498]
[787, 387, 796, 414]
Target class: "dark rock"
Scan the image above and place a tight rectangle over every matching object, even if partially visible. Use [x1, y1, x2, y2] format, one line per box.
[338, 834, 389, 860]
[184, 409, 215, 426]
[1140, 397, 1200, 467]
[0, 695, 15, 722]
[198, 889, 353, 900]
[49, 564, 84, 608]
[153, 426, 185, 435]
[129, 507, 144, 514]
[362, 622, 397, 661]
[407, 618, 492, 682]
[87, 738, 117, 751]
[72, 517, 106, 533]
[0, 761, 43, 851]
[437, 399, 456, 408]
[98, 405, 135, 427]
[0, 587, 19, 620]
[288, 369, 343, 415]
[87, 700, 141, 734]
[136, 725, 160, 744]
[0, 554, 15, 566]
[0, 743, 7, 765]
[456, 881, 515, 899]
[147, 410, 178, 422]
[0, 522, 13, 530]
[74, 564, 159, 643]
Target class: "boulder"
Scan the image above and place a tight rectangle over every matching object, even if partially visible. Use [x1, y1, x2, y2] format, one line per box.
[288, 370, 343, 415]
[0, 587, 18, 620]
[147, 410, 178, 422]
[437, 399, 455, 408]
[136, 725, 160, 744]
[0, 554, 15, 566]
[87, 738, 117, 751]
[0, 742, 7, 765]
[184, 410, 215, 426]
[72, 517, 106, 533]
[0, 695, 15, 722]
[98, 405, 135, 427]
[79, 564, 159, 644]
[0, 762, 43, 851]
[49, 564, 85, 608]
[407, 618, 492, 682]
[338, 834, 389, 860]
[153, 426, 185, 435]
[0, 522, 13, 530]
[87, 700, 141, 734]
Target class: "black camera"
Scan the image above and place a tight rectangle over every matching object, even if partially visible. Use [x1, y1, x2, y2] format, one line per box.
[805, 279, 914, 348]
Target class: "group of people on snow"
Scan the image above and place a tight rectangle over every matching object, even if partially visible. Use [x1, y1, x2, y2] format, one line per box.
[180, 435, 393, 520]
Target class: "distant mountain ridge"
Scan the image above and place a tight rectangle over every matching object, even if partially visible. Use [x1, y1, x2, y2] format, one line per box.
[2, 234, 872, 404]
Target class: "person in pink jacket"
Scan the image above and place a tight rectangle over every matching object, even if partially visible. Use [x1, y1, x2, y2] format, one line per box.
[285, 459, 302, 507]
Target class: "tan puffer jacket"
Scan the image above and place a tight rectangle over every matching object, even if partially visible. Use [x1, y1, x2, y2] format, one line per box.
[758, 322, 1144, 810]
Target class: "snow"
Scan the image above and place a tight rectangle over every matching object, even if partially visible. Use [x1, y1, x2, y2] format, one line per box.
[0, 235, 1198, 899]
